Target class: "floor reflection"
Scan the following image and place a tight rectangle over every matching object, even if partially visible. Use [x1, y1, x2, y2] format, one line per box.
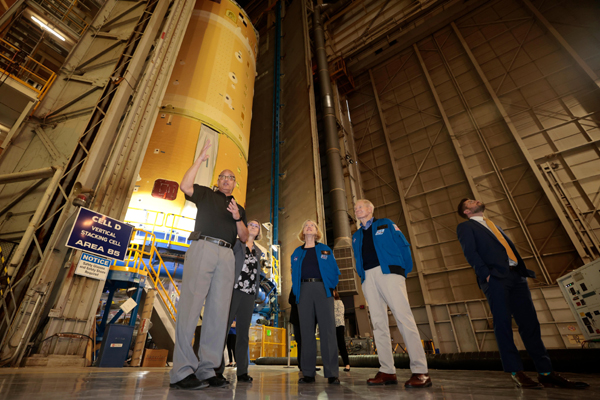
[0, 365, 596, 400]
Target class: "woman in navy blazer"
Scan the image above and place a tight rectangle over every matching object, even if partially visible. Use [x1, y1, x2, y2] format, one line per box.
[291, 220, 340, 384]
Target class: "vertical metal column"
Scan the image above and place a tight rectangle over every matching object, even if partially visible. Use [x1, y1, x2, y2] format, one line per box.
[313, 5, 352, 247]
[271, 1, 282, 246]
[270, 1, 282, 327]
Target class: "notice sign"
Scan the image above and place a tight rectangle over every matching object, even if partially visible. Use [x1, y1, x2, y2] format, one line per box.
[75, 253, 111, 281]
[66, 207, 133, 261]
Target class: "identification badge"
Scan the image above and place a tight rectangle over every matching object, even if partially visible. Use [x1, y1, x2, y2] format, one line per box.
[321, 255, 328, 259]
[375, 229, 385, 235]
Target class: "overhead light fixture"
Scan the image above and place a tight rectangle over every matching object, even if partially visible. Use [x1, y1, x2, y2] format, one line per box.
[31, 16, 66, 41]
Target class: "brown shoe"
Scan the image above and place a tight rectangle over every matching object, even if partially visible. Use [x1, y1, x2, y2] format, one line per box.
[404, 373, 432, 388]
[367, 372, 398, 386]
[538, 372, 589, 389]
[511, 371, 543, 389]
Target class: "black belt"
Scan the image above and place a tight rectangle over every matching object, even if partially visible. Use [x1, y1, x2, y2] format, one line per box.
[197, 235, 232, 249]
[301, 278, 323, 283]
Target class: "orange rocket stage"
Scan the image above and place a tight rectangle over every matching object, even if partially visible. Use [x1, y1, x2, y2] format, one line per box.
[125, 0, 259, 246]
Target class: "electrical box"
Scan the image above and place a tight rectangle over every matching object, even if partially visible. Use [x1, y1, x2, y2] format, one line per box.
[97, 324, 134, 367]
[557, 258, 600, 340]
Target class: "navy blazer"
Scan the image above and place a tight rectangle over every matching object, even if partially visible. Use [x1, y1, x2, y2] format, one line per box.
[456, 219, 535, 285]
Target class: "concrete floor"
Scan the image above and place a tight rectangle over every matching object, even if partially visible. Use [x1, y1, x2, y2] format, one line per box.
[0, 365, 597, 400]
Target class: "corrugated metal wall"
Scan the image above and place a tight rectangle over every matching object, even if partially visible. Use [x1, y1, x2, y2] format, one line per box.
[346, 0, 600, 353]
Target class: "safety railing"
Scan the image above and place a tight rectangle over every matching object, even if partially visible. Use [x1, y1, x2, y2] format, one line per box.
[125, 208, 193, 249]
[124, 208, 165, 235]
[0, 38, 57, 98]
[164, 213, 194, 246]
[270, 245, 281, 295]
[32, 0, 88, 35]
[111, 229, 180, 322]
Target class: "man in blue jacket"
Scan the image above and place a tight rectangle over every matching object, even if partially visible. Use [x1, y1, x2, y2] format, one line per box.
[457, 198, 588, 390]
[352, 199, 431, 388]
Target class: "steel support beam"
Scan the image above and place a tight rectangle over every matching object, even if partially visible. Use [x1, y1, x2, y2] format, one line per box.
[450, 21, 592, 265]
[0, 167, 55, 185]
[520, 0, 600, 89]
[413, 43, 481, 200]
[0, 101, 36, 151]
[0, 178, 47, 218]
[5, 167, 63, 278]
[369, 69, 441, 350]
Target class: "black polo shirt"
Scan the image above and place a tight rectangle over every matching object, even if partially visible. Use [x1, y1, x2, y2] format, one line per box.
[185, 184, 246, 245]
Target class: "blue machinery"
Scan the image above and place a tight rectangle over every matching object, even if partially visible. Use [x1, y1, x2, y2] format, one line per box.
[97, 266, 147, 343]
[270, 0, 282, 252]
[269, 0, 282, 328]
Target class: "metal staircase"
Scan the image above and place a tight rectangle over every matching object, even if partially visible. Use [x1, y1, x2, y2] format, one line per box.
[110, 229, 179, 358]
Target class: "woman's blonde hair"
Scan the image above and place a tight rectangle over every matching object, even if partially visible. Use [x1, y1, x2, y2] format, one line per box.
[248, 219, 261, 240]
[297, 219, 323, 243]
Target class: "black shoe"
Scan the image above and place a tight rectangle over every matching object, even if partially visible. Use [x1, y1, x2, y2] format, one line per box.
[511, 372, 543, 389]
[215, 373, 230, 384]
[237, 373, 253, 382]
[538, 372, 589, 389]
[207, 375, 229, 387]
[328, 377, 340, 385]
[343, 367, 350, 372]
[315, 367, 321, 371]
[298, 377, 316, 384]
[170, 374, 209, 390]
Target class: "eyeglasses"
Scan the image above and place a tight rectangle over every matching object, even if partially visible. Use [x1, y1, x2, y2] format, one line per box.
[248, 223, 260, 228]
[219, 175, 236, 181]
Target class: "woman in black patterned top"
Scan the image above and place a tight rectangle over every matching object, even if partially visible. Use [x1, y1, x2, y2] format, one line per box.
[216, 220, 264, 383]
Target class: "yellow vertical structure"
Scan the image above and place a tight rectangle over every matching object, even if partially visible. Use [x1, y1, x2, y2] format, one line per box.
[127, 0, 258, 232]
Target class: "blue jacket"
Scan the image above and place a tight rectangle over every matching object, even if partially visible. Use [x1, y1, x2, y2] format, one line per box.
[352, 218, 413, 283]
[456, 219, 535, 286]
[291, 243, 340, 303]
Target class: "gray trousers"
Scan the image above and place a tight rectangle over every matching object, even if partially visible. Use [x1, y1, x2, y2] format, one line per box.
[169, 240, 235, 383]
[216, 289, 255, 376]
[298, 282, 339, 378]
[363, 267, 428, 374]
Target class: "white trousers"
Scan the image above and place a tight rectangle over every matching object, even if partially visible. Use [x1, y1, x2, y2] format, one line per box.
[362, 267, 428, 374]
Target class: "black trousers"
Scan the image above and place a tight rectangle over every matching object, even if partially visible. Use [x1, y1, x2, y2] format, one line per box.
[226, 333, 236, 363]
[481, 270, 552, 373]
[193, 326, 202, 355]
[336, 325, 350, 366]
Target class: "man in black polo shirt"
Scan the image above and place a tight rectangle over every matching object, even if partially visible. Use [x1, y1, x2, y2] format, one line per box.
[170, 139, 248, 390]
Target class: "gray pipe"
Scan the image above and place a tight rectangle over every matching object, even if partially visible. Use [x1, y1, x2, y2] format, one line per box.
[313, 5, 352, 248]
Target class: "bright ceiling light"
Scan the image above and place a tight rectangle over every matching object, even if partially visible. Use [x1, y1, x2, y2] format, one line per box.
[31, 16, 66, 41]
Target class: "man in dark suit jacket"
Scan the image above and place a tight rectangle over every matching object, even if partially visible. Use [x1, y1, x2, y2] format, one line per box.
[456, 199, 588, 390]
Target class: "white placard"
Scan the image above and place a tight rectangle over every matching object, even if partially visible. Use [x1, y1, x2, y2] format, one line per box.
[120, 298, 137, 314]
[74, 253, 111, 281]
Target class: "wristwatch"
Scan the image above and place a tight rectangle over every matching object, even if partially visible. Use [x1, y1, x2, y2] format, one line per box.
[235, 217, 243, 222]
